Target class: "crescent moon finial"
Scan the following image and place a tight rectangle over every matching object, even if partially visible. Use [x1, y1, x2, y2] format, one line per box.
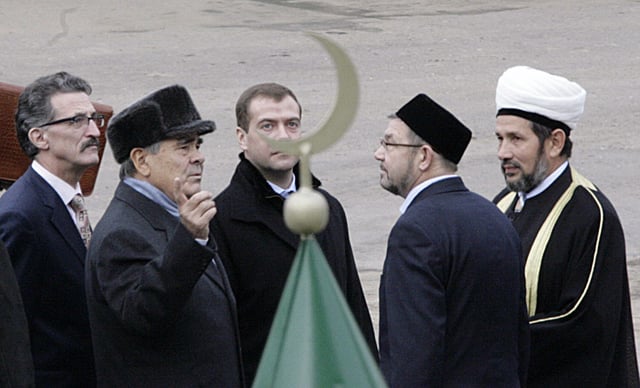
[259, 33, 359, 189]
[261, 33, 359, 235]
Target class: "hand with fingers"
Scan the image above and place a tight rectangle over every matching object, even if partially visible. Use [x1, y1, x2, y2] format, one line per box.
[173, 177, 217, 240]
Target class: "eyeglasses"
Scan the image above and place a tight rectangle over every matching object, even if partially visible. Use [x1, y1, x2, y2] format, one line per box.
[379, 138, 424, 150]
[39, 112, 105, 129]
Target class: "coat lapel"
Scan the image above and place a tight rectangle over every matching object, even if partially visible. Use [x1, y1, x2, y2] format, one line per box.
[231, 199, 299, 250]
[226, 156, 302, 250]
[115, 183, 171, 242]
[117, 183, 234, 297]
[27, 168, 86, 264]
[50, 202, 86, 263]
[203, 238, 237, 304]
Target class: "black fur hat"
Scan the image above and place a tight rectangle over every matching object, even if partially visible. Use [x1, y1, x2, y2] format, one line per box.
[107, 85, 215, 163]
[396, 93, 472, 164]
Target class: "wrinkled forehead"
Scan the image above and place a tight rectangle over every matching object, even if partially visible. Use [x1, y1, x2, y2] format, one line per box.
[50, 91, 94, 116]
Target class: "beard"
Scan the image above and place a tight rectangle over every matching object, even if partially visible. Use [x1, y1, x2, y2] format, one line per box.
[380, 175, 401, 196]
[380, 158, 418, 198]
[504, 150, 549, 193]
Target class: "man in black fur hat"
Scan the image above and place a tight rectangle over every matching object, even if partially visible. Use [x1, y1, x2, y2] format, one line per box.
[376, 94, 530, 387]
[85, 85, 244, 387]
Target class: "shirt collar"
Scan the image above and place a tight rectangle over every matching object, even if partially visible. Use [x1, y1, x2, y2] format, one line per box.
[31, 160, 82, 205]
[267, 174, 297, 198]
[123, 177, 179, 218]
[400, 174, 458, 214]
[520, 160, 569, 203]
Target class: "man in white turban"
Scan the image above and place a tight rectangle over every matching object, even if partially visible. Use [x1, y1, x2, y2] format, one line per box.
[493, 65, 639, 387]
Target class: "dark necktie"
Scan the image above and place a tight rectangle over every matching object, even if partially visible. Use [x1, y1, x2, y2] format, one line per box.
[282, 190, 295, 198]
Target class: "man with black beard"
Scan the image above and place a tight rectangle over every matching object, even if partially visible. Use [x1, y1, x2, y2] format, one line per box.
[376, 93, 529, 387]
[493, 66, 639, 387]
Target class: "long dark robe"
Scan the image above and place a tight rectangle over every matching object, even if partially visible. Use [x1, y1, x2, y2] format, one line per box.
[495, 165, 639, 387]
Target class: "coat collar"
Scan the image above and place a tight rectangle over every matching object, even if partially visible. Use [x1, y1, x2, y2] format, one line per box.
[237, 152, 321, 196]
[114, 181, 175, 233]
[232, 153, 323, 214]
[408, 176, 468, 209]
[225, 154, 324, 249]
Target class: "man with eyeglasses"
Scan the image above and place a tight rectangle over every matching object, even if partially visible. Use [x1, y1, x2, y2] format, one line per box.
[0, 71, 100, 387]
[375, 93, 529, 387]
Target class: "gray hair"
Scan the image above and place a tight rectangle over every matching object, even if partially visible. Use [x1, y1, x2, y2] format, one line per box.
[118, 142, 162, 179]
[16, 71, 92, 158]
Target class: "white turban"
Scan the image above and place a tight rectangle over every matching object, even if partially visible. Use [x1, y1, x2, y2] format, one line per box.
[496, 66, 587, 131]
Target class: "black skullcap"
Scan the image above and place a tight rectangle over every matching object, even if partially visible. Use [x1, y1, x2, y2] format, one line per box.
[396, 93, 472, 164]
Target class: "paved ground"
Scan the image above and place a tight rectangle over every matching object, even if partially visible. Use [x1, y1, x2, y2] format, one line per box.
[2, 0, 639, 348]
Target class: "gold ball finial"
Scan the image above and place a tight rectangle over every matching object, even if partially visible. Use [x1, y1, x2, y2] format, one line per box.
[283, 187, 329, 235]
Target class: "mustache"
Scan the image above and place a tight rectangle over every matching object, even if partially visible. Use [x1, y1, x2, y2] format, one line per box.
[501, 160, 521, 170]
[81, 137, 100, 151]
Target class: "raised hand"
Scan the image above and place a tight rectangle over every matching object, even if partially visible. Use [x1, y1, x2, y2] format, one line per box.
[173, 177, 216, 239]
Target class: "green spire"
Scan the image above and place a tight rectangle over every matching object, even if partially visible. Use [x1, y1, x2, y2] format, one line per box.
[253, 237, 386, 388]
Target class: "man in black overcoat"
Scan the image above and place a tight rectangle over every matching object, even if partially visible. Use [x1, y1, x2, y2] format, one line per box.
[210, 83, 378, 385]
[85, 85, 244, 387]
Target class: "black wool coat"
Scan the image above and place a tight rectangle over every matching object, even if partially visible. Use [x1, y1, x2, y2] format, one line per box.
[86, 182, 244, 387]
[211, 154, 378, 385]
